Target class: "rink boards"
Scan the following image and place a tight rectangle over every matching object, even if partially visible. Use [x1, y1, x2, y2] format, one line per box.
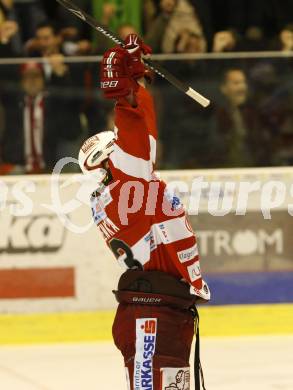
[0, 167, 293, 343]
[0, 304, 292, 345]
[0, 167, 293, 314]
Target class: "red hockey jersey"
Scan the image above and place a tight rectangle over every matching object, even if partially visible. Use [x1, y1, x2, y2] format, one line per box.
[91, 86, 203, 289]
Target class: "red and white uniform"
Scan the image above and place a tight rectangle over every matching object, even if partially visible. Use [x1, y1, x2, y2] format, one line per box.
[91, 85, 202, 290]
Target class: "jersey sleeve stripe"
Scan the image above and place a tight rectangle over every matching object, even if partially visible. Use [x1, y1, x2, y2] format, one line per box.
[110, 143, 153, 181]
[149, 134, 156, 165]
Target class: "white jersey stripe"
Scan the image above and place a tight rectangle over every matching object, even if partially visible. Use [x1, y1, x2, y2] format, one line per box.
[107, 52, 116, 78]
[149, 134, 156, 164]
[110, 143, 153, 181]
[117, 216, 195, 269]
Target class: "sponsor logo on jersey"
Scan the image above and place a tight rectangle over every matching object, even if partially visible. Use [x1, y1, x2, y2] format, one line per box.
[91, 202, 107, 224]
[91, 188, 113, 225]
[99, 187, 113, 207]
[160, 367, 190, 390]
[144, 231, 157, 252]
[158, 223, 170, 243]
[177, 244, 198, 263]
[187, 262, 202, 282]
[134, 318, 157, 390]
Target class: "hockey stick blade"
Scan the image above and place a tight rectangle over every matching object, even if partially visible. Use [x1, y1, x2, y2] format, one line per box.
[56, 0, 210, 107]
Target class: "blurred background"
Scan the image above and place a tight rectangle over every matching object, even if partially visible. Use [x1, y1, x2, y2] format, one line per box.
[0, 2, 293, 389]
[1, 0, 293, 173]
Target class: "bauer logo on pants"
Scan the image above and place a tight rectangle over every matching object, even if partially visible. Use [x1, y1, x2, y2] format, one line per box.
[134, 318, 157, 390]
[160, 367, 190, 390]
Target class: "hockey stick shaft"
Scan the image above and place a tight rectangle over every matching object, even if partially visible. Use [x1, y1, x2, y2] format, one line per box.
[56, 0, 210, 107]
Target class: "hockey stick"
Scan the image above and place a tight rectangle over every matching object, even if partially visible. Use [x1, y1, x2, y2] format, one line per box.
[56, 0, 210, 108]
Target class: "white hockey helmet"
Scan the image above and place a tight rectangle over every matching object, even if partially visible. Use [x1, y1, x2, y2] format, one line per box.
[78, 131, 115, 181]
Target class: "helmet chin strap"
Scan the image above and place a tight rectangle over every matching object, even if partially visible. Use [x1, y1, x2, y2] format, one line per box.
[101, 159, 113, 186]
[92, 167, 113, 198]
[102, 169, 113, 186]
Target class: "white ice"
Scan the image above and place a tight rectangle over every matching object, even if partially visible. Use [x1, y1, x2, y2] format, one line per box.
[0, 336, 292, 390]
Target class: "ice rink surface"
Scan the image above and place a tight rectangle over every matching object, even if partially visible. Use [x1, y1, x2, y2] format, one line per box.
[0, 336, 292, 390]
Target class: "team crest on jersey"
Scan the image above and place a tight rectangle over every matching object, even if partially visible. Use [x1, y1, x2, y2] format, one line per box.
[164, 188, 183, 212]
[161, 367, 190, 390]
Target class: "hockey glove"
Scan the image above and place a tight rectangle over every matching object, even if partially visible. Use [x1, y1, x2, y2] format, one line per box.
[100, 35, 152, 100]
[124, 34, 152, 80]
[100, 46, 137, 99]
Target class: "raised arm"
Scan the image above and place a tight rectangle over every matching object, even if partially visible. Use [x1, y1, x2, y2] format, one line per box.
[100, 34, 158, 180]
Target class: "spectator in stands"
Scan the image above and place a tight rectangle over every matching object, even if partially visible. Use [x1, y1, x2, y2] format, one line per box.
[95, 22, 139, 54]
[0, 0, 22, 54]
[59, 27, 92, 56]
[117, 23, 138, 40]
[277, 25, 293, 51]
[212, 30, 240, 52]
[91, 1, 142, 53]
[26, 21, 61, 56]
[249, 61, 293, 165]
[175, 29, 206, 53]
[145, 0, 207, 53]
[209, 68, 270, 167]
[55, 0, 93, 56]
[160, 93, 214, 169]
[264, 94, 293, 166]
[27, 21, 103, 152]
[0, 17, 20, 107]
[211, 0, 293, 50]
[244, 0, 293, 42]
[188, 0, 213, 49]
[0, 6, 19, 144]
[0, 19, 18, 56]
[26, 20, 92, 58]
[93, 0, 142, 35]
[13, 0, 46, 41]
[0, 62, 82, 174]
[25, 22, 72, 83]
[243, 27, 267, 51]
[144, 0, 157, 33]
[56, 0, 92, 40]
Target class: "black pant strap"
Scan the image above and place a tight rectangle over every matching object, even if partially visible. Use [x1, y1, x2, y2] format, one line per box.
[193, 307, 207, 390]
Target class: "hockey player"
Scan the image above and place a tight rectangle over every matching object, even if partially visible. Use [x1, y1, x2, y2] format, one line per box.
[78, 34, 210, 390]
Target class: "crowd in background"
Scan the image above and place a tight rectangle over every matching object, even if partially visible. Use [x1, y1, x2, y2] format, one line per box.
[1, 0, 293, 174]
[2, 0, 293, 56]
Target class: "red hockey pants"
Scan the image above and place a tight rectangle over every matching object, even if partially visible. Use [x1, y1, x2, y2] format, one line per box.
[112, 303, 195, 390]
